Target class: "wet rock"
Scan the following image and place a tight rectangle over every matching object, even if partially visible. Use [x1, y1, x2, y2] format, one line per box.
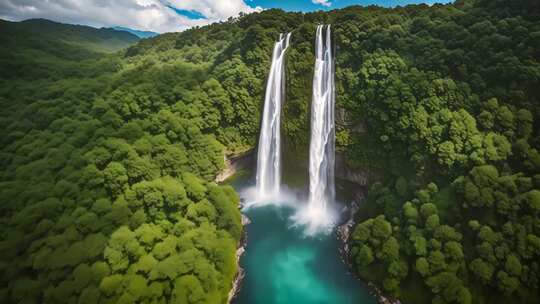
[337, 200, 359, 256]
[367, 282, 402, 304]
[241, 214, 251, 226]
[228, 265, 245, 303]
[228, 214, 250, 303]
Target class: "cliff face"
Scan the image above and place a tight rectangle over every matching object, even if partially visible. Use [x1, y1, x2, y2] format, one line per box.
[335, 151, 384, 186]
[335, 153, 369, 186]
[335, 106, 380, 187]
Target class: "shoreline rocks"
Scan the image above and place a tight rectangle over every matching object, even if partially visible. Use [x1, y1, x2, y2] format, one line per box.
[221, 148, 398, 303]
[227, 213, 250, 303]
[217, 150, 253, 303]
[336, 193, 401, 304]
[337, 200, 359, 257]
[227, 250, 246, 303]
[367, 282, 402, 304]
[241, 213, 251, 226]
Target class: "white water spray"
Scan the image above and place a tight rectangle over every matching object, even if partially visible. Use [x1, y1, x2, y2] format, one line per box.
[308, 25, 335, 217]
[256, 33, 291, 200]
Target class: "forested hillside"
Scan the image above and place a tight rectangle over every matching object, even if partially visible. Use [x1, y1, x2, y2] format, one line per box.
[333, 1, 540, 304]
[0, 19, 140, 80]
[0, 19, 241, 304]
[1, 18, 140, 52]
[1, 0, 539, 303]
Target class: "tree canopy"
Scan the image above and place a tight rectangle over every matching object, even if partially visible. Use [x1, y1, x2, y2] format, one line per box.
[1, 0, 540, 303]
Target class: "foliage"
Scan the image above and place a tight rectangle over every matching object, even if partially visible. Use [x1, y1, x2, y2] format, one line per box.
[0, 18, 241, 304]
[346, 1, 540, 303]
[2, 0, 540, 303]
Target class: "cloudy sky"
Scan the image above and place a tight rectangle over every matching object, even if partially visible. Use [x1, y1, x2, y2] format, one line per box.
[0, 0, 449, 33]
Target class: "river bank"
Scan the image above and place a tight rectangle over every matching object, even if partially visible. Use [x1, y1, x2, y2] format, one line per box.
[217, 150, 254, 303]
[227, 213, 251, 303]
[220, 148, 383, 304]
[235, 202, 375, 304]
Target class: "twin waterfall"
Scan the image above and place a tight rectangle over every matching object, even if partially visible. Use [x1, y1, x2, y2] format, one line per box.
[256, 33, 291, 198]
[308, 25, 335, 215]
[255, 26, 335, 230]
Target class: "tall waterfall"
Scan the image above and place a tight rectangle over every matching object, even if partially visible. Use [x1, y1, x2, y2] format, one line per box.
[308, 25, 335, 213]
[256, 33, 291, 198]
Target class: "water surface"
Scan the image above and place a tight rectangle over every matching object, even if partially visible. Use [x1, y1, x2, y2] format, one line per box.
[234, 194, 375, 304]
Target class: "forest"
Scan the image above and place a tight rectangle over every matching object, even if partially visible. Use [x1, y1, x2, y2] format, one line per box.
[1, 0, 539, 303]
[0, 17, 241, 304]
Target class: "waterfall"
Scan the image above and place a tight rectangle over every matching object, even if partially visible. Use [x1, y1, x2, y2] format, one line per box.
[256, 33, 291, 199]
[308, 25, 335, 214]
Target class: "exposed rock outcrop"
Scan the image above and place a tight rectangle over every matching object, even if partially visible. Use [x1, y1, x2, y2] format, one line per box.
[227, 249, 246, 303]
[336, 183, 401, 304]
[227, 214, 251, 303]
[337, 200, 360, 257]
[368, 282, 402, 304]
[215, 150, 254, 183]
[335, 153, 379, 186]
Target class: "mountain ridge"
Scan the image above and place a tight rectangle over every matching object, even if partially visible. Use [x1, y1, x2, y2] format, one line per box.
[111, 26, 158, 39]
[0, 18, 139, 53]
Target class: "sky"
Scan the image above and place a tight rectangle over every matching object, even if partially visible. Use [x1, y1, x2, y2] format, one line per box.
[0, 0, 450, 33]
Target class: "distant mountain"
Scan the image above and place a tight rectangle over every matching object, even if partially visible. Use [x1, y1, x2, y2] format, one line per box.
[0, 19, 139, 54]
[0, 18, 140, 79]
[111, 26, 158, 39]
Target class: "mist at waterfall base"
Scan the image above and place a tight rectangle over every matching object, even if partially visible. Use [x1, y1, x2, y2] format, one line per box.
[295, 24, 337, 235]
[233, 161, 374, 304]
[234, 201, 375, 304]
[242, 185, 339, 236]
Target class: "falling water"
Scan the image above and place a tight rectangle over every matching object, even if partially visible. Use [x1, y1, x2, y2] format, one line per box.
[308, 25, 335, 215]
[256, 33, 291, 199]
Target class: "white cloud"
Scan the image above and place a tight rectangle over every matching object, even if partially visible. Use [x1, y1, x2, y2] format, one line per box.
[312, 0, 332, 7]
[0, 0, 261, 33]
[167, 0, 259, 20]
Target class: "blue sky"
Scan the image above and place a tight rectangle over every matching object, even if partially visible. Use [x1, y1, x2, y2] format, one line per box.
[168, 7, 207, 20]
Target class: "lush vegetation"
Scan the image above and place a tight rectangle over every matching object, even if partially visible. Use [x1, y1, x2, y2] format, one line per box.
[340, 1, 540, 304]
[0, 19, 241, 303]
[1, 0, 539, 303]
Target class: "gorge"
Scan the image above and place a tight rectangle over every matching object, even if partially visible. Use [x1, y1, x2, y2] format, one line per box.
[1, 1, 540, 303]
[235, 26, 374, 304]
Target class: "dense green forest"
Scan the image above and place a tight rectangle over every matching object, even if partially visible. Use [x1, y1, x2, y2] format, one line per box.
[1, 0, 539, 303]
[0, 18, 242, 303]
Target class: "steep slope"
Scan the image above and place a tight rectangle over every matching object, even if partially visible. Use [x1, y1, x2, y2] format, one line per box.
[0, 17, 241, 304]
[2, 19, 139, 52]
[112, 26, 158, 39]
